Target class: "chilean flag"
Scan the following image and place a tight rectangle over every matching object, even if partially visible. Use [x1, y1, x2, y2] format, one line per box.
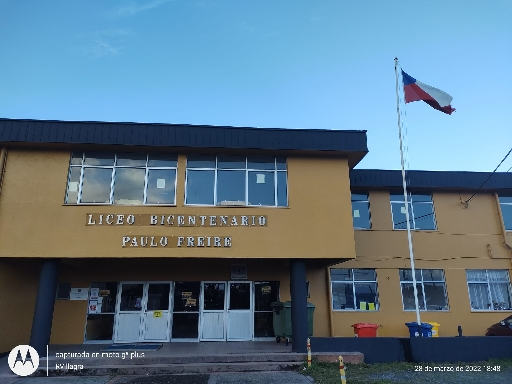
[402, 71, 455, 115]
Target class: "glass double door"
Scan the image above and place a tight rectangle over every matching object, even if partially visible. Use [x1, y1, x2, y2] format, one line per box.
[200, 281, 253, 341]
[114, 282, 171, 343]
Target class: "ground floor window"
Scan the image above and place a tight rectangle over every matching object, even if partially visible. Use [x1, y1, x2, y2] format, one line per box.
[254, 282, 280, 337]
[466, 270, 512, 311]
[330, 269, 379, 311]
[84, 282, 118, 341]
[399, 269, 448, 311]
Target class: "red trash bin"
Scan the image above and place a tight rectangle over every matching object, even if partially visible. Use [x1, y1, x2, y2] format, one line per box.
[352, 323, 379, 337]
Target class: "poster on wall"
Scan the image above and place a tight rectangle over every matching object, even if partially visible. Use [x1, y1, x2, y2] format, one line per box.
[90, 288, 100, 300]
[88, 300, 98, 314]
[70, 288, 89, 300]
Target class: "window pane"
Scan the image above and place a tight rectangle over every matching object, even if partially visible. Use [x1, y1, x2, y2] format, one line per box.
[254, 312, 274, 337]
[500, 204, 512, 230]
[351, 193, 368, 201]
[331, 269, 352, 282]
[352, 201, 371, 229]
[146, 283, 170, 311]
[354, 269, 376, 281]
[120, 284, 144, 311]
[84, 152, 115, 166]
[254, 282, 279, 312]
[147, 169, 176, 204]
[423, 283, 448, 310]
[216, 170, 245, 204]
[391, 202, 413, 229]
[411, 194, 432, 203]
[466, 270, 487, 282]
[399, 269, 421, 282]
[248, 171, 275, 206]
[66, 167, 81, 204]
[489, 283, 512, 310]
[401, 283, 425, 310]
[488, 270, 509, 282]
[187, 154, 216, 168]
[229, 283, 251, 310]
[70, 152, 83, 165]
[116, 153, 146, 167]
[332, 282, 354, 309]
[422, 270, 444, 282]
[81, 168, 113, 203]
[113, 168, 145, 205]
[390, 193, 407, 202]
[173, 282, 200, 312]
[354, 282, 378, 310]
[277, 172, 288, 207]
[247, 156, 275, 170]
[186, 170, 215, 205]
[276, 157, 286, 170]
[203, 283, 225, 310]
[217, 155, 245, 169]
[172, 313, 199, 339]
[148, 154, 178, 167]
[468, 283, 489, 310]
[412, 202, 436, 230]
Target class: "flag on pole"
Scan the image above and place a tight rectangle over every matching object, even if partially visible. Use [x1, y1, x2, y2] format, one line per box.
[402, 70, 455, 115]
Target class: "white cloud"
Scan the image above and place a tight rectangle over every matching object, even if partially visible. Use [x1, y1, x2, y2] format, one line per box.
[112, 0, 175, 18]
[76, 29, 133, 59]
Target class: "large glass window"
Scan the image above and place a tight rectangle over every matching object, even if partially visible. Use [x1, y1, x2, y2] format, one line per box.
[331, 269, 379, 311]
[499, 195, 512, 230]
[351, 192, 371, 229]
[399, 269, 448, 311]
[65, 152, 177, 205]
[466, 270, 512, 311]
[185, 155, 288, 207]
[390, 192, 436, 230]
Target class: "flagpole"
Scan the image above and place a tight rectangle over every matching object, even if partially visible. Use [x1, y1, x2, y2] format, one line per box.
[394, 58, 422, 331]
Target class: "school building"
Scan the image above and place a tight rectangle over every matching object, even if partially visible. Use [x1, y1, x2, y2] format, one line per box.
[0, 118, 511, 355]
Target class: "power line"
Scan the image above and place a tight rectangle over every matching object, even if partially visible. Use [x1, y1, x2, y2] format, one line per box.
[463, 147, 512, 207]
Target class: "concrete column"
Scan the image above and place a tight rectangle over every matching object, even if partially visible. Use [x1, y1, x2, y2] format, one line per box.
[29, 259, 60, 357]
[290, 259, 308, 352]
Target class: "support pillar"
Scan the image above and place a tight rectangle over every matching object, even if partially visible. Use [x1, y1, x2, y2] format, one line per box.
[29, 259, 60, 357]
[290, 258, 308, 352]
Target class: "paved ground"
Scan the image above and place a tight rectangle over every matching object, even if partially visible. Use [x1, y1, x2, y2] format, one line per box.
[0, 372, 314, 384]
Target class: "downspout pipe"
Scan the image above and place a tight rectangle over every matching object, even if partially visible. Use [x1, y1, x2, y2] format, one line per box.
[0, 147, 7, 195]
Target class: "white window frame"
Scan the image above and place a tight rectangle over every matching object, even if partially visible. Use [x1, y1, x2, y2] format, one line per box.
[65, 152, 178, 205]
[351, 192, 371, 230]
[466, 269, 512, 311]
[498, 195, 512, 231]
[390, 192, 437, 230]
[184, 155, 288, 207]
[399, 269, 449, 311]
[330, 268, 379, 311]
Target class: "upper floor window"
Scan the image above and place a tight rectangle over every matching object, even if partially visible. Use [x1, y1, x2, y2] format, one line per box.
[399, 269, 448, 311]
[351, 192, 371, 229]
[499, 195, 512, 230]
[390, 192, 436, 230]
[466, 270, 512, 311]
[65, 152, 177, 205]
[185, 155, 288, 207]
[330, 269, 379, 311]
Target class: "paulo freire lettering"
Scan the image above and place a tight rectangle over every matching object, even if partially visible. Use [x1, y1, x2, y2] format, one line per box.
[121, 236, 232, 248]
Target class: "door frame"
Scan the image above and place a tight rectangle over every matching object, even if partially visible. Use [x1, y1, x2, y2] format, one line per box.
[226, 281, 254, 341]
[114, 281, 172, 343]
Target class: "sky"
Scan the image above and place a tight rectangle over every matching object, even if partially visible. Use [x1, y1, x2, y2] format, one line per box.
[0, 0, 511, 172]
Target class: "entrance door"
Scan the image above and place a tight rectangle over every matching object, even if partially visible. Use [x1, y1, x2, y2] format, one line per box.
[227, 282, 253, 341]
[114, 282, 171, 343]
[200, 282, 226, 341]
[142, 282, 171, 341]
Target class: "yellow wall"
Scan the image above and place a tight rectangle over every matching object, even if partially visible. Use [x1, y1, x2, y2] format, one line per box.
[330, 189, 512, 337]
[0, 149, 356, 260]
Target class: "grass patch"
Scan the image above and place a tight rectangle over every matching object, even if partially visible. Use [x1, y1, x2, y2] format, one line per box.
[301, 359, 512, 384]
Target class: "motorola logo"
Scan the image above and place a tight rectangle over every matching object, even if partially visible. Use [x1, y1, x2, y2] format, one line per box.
[8, 345, 40, 376]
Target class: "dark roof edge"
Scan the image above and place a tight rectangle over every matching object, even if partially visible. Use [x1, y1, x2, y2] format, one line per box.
[350, 169, 512, 191]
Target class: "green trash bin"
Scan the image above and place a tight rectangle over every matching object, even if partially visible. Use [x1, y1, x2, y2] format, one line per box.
[271, 301, 315, 346]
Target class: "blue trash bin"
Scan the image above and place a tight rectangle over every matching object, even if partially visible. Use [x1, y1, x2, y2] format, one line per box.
[405, 322, 433, 337]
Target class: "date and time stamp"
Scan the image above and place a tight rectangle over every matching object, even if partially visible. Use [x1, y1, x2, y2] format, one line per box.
[414, 365, 501, 372]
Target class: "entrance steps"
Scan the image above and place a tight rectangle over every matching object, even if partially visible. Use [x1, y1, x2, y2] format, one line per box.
[35, 352, 363, 376]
